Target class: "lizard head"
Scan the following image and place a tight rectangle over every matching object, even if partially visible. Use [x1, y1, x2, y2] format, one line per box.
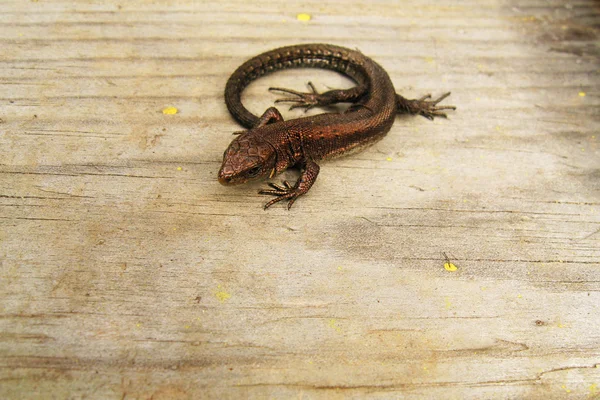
[218, 134, 277, 185]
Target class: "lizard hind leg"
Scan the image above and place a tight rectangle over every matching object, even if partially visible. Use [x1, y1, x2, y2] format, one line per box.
[396, 92, 456, 120]
[233, 106, 284, 135]
[269, 81, 323, 112]
[269, 82, 367, 112]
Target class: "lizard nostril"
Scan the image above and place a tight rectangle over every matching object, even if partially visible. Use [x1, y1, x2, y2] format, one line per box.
[218, 164, 236, 185]
[218, 169, 232, 185]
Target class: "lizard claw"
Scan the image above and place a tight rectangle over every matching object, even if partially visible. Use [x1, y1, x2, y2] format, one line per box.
[266, 181, 293, 191]
[269, 82, 322, 112]
[399, 92, 456, 120]
[259, 181, 301, 210]
[258, 160, 319, 210]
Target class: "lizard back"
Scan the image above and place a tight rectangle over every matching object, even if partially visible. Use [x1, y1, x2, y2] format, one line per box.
[224, 43, 398, 161]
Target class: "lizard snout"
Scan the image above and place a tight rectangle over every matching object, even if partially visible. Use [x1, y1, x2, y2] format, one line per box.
[218, 167, 234, 185]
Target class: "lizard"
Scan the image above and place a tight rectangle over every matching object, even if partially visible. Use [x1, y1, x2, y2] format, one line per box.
[218, 43, 455, 209]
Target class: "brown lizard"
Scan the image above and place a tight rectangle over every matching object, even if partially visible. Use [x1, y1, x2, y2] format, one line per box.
[218, 43, 455, 209]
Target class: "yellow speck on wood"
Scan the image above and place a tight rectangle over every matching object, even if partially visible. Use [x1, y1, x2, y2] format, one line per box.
[521, 16, 538, 22]
[337, 266, 343, 271]
[561, 384, 571, 393]
[214, 285, 231, 303]
[517, 294, 522, 298]
[328, 319, 342, 333]
[297, 13, 311, 22]
[443, 253, 458, 271]
[424, 56, 435, 64]
[579, 91, 586, 97]
[386, 157, 392, 161]
[444, 262, 457, 272]
[177, 166, 182, 171]
[495, 125, 507, 135]
[162, 106, 178, 115]
[444, 297, 452, 309]
[590, 383, 597, 394]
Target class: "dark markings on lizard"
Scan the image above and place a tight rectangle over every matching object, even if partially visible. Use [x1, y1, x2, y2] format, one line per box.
[218, 43, 456, 209]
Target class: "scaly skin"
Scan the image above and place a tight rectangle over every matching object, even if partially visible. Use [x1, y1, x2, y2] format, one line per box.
[218, 44, 455, 209]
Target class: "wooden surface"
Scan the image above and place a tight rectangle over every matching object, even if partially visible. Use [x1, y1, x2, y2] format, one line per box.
[1, 1, 599, 399]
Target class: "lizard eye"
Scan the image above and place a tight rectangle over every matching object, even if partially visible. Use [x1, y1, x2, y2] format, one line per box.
[246, 166, 261, 178]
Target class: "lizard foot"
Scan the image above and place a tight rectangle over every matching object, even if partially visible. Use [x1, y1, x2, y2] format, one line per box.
[258, 160, 319, 210]
[258, 181, 303, 210]
[398, 92, 456, 120]
[269, 82, 323, 112]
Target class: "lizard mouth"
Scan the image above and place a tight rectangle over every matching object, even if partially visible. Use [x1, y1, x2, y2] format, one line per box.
[218, 167, 247, 185]
[218, 175, 231, 185]
[217, 167, 234, 185]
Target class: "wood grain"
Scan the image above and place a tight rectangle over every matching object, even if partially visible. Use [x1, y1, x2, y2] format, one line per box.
[1, 1, 599, 399]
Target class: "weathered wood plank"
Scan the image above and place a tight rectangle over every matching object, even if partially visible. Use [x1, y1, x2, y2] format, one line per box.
[0, 0, 599, 399]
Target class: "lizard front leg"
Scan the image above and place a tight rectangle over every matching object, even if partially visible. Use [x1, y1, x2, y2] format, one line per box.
[259, 160, 320, 210]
